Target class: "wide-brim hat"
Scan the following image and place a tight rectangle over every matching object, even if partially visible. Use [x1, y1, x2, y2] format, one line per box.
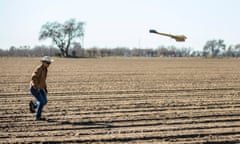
[41, 56, 54, 63]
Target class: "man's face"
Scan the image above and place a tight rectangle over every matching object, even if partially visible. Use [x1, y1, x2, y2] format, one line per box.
[43, 61, 51, 68]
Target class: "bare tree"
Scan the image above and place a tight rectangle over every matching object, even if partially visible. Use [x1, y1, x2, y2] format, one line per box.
[203, 39, 226, 57]
[39, 19, 84, 57]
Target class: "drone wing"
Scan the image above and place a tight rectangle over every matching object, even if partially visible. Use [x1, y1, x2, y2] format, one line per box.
[149, 29, 187, 42]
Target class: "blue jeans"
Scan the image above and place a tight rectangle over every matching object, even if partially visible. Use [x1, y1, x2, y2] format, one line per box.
[30, 87, 48, 119]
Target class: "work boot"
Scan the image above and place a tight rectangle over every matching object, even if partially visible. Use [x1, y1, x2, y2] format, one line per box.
[29, 100, 35, 113]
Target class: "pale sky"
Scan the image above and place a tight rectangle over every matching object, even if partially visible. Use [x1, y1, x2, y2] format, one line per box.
[0, 0, 239, 50]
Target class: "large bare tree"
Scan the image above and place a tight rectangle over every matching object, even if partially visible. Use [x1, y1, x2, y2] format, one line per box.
[39, 19, 84, 57]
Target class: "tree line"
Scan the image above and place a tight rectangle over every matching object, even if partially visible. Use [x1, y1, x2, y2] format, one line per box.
[0, 18, 239, 58]
[1, 41, 240, 57]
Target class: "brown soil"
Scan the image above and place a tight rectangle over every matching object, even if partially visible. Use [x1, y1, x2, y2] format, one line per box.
[0, 57, 240, 143]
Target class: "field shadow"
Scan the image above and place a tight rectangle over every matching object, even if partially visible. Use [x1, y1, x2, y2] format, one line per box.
[202, 141, 240, 144]
[47, 119, 112, 128]
[61, 120, 112, 127]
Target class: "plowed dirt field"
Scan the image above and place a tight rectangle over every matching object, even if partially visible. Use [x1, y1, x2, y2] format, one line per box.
[0, 57, 240, 143]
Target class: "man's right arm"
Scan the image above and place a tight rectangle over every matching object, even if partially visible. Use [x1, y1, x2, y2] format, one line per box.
[31, 67, 40, 90]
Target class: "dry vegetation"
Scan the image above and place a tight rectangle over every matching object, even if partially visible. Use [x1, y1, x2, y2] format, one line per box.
[0, 57, 240, 144]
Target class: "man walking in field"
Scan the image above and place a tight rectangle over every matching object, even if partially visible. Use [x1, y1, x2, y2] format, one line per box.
[29, 56, 53, 121]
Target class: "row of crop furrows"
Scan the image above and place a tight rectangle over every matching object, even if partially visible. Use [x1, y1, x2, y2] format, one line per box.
[1, 114, 240, 143]
[1, 91, 240, 143]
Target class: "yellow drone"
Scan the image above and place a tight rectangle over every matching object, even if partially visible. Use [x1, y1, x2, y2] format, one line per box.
[149, 29, 187, 42]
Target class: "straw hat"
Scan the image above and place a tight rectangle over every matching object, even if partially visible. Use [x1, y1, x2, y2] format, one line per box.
[41, 56, 54, 63]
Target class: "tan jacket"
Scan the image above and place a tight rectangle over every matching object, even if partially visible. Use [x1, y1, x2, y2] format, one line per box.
[30, 64, 48, 89]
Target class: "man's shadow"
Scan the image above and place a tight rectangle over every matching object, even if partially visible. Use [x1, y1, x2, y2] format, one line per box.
[47, 118, 112, 128]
